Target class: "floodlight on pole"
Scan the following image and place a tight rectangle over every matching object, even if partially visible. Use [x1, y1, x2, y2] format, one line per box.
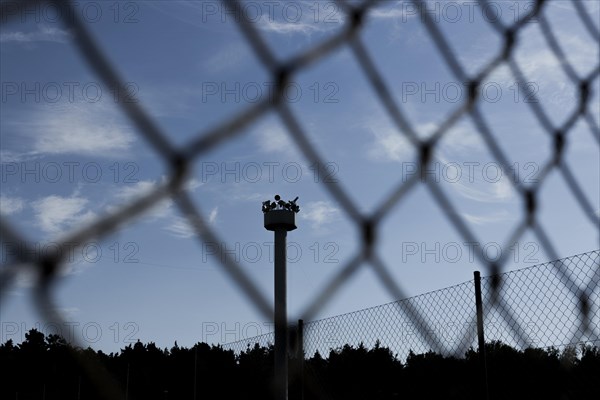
[263, 194, 299, 400]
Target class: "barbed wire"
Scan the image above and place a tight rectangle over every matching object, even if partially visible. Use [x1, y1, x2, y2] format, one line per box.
[1, 0, 599, 398]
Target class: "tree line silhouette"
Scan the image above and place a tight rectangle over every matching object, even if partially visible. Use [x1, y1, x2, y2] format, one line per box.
[1, 329, 598, 399]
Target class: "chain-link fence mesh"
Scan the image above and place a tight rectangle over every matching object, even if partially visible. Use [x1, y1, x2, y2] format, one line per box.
[1, 0, 599, 398]
[222, 250, 600, 360]
[481, 250, 600, 350]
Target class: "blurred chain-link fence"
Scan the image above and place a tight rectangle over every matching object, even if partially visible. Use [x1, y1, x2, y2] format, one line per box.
[1, 0, 599, 398]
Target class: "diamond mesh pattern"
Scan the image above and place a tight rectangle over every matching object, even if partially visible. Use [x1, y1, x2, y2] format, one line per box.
[223, 250, 600, 361]
[1, 0, 599, 398]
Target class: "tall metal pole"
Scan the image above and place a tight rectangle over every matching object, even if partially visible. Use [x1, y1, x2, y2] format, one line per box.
[125, 363, 130, 400]
[274, 229, 288, 399]
[263, 195, 299, 400]
[297, 319, 304, 400]
[473, 271, 489, 400]
[193, 346, 197, 400]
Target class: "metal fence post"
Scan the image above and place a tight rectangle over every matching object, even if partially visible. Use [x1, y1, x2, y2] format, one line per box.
[473, 271, 489, 400]
[297, 319, 304, 400]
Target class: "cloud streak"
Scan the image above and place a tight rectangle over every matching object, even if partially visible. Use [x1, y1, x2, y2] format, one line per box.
[301, 200, 341, 231]
[32, 105, 135, 157]
[112, 177, 206, 238]
[367, 127, 414, 163]
[0, 26, 71, 44]
[462, 210, 512, 225]
[164, 217, 196, 239]
[31, 194, 97, 235]
[0, 195, 25, 215]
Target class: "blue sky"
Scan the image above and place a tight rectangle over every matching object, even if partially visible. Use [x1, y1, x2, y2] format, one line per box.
[1, 0, 599, 353]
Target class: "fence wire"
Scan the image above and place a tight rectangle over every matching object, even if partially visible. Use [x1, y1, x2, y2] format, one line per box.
[223, 250, 600, 360]
[1, 0, 599, 398]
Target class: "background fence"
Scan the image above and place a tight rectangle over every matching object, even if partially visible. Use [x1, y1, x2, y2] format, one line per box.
[1, 0, 599, 398]
[222, 250, 600, 361]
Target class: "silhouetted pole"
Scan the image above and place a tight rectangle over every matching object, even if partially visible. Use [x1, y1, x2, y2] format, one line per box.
[297, 319, 304, 400]
[263, 195, 299, 400]
[473, 271, 489, 400]
[125, 363, 130, 400]
[274, 228, 288, 398]
[193, 347, 197, 400]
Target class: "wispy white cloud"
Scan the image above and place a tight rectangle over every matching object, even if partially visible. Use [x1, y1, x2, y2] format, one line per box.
[203, 43, 248, 73]
[252, 1, 346, 36]
[186, 178, 203, 191]
[458, 12, 598, 105]
[548, 0, 600, 13]
[113, 179, 172, 219]
[115, 179, 161, 201]
[255, 123, 304, 160]
[366, 115, 512, 203]
[0, 26, 71, 44]
[493, 177, 513, 201]
[301, 201, 341, 230]
[148, 0, 342, 35]
[257, 125, 295, 153]
[31, 195, 97, 235]
[437, 124, 485, 155]
[164, 217, 196, 239]
[31, 105, 135, 157]
[450, 178, 515, 203]
[0, 150, 40, 163]
[233, 192, 266, 202]
[490, 28, 598, 96]
[208, 206, 219, 224]
[545, 31, 600, 78]
[19, 177, 202, 238]
[5, 99, 136, 159]
[258, 16, 322, 34]
[368, 2, 413, 20]
[115, 177, 202, 200]
[112, 177, 206, 238]
[164, 204, 216, 239]
[366, 126, 414, 163]
[57, 307, 80, 319]
[462, 210, 512, 225]
[0, 195, 25, 215]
